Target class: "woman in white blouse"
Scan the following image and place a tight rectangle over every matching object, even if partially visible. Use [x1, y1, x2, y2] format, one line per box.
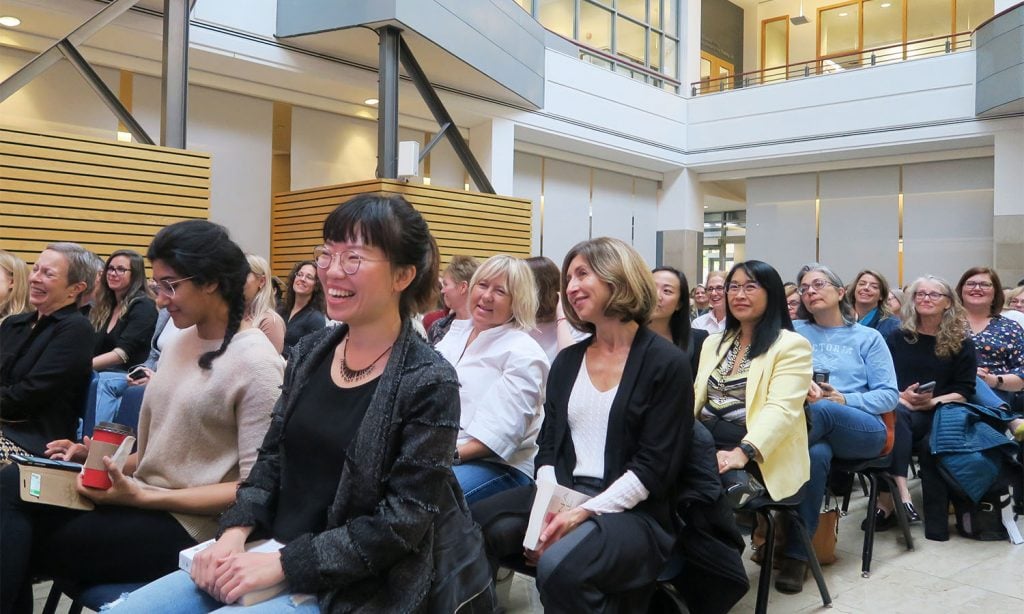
[435, 254, 549, 504]
[692, 270, 728, 333]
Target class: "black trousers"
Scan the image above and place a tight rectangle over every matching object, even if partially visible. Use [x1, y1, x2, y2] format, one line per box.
[889, 404, 934, 479]
[471, 484, 673, 614]
[0, 464, 196, 614]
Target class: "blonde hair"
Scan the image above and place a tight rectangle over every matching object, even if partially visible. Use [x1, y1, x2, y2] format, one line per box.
[1006, 286, 1024, 309]
[561, 237, 656, 334]
[245, 254, 276, 321]
[900, 276, 967, 359]
[0, 250, 31, 322]
[469, 255, 538, 331]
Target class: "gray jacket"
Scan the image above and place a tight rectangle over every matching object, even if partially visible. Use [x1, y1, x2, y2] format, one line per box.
[219, 320, 493, 613]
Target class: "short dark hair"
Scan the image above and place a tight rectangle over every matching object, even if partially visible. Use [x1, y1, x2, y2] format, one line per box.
[721, 260, 792, 359]
[526, 256, 561, 323]
[147, 220, 248, 369]
[956, 266, 1005, 317]
[652, 265, 694, 353]
[322, 193, 439, 320]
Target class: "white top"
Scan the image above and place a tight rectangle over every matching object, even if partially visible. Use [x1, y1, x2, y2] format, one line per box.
[1001, 309, 1024, 330]
[692, 310, 726, 333]
[528, 320, 591, 363]
[540, 358, 649, 515]
[436, 322, 549, 476]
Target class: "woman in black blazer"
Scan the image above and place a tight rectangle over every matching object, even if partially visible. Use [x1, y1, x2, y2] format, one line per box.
[472, 237, 693, 613]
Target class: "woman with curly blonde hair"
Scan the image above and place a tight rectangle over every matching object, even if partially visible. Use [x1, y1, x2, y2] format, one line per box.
[0, 250, 31, 323]
[880, 275, 975, 538]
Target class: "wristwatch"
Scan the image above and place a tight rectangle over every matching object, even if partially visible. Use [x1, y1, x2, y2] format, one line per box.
[738, 441, 757, 462]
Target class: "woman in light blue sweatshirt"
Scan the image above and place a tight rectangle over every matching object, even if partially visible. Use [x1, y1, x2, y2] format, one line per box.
[774, 263, 899, 594]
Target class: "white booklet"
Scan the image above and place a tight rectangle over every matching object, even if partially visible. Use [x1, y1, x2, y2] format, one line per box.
[522, 479, 592, 550]
[179, 538, 290, 606]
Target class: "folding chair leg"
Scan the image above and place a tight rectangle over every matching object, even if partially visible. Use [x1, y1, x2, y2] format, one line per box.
[882, 474, 915, 552]
[754, 511, 776, 614]
[861, 473, 879, 577]
[788, 510, 832, 608]
[41, 585, 62, 614]
[858, 474, 869, 496]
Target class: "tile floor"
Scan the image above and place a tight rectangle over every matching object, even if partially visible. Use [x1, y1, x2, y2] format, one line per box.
[33, 480, 1024, 613]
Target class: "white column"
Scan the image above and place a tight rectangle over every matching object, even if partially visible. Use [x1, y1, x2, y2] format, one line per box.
[993, 127, 1024, 284]
[658, 167, 705, 284]
[469, 118, 516, 195]
[680, 0, 703, 96]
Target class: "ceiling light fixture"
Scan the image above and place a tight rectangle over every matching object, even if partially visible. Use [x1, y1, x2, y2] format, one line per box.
[880, 2, 892, 6]
[839, 12, 849, 16]
[0, 16, 22, 27]
[364, 98, 379, 106]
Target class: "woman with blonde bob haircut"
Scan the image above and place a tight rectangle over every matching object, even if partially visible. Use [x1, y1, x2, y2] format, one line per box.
[244, 254, 286, 354]
[435, 254, 550, 503]
[0, 250, 31, 323]
[472, 237, 692, 611]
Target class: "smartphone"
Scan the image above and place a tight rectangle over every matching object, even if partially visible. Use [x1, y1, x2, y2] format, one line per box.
[916, 381, 936, 393]
[10, 454, 82, 472]
[127, 366, 148, 381]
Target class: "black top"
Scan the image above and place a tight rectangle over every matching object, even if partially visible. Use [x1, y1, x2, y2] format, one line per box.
[688, 328, 709, 380]
[281, 304, 326, 359]
[536, 326, 693, 532]
[0, 304, 94, 454]
[94, 296, 158, 370]
[885, 330, 976, 400]
[273, 350, 376, 542]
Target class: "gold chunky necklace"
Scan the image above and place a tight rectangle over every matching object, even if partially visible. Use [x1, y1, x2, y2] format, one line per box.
[339, 339, 393, 383]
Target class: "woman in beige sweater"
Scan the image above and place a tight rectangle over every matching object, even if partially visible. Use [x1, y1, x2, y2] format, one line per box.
[0, 220, 283, 613]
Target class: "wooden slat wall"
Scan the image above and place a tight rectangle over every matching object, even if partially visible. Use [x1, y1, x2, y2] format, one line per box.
[0, 128, 211, 265]
[271, 179, 533, 278]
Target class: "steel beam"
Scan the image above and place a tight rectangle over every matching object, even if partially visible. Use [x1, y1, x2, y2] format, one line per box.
[418, 122, 450, 163]
[376, 26, 401, 179]
[399, 38, 494, 194]
[0, 0, 142, 104]
[57, 41, 154, 145]
[161, 0, 191, 148]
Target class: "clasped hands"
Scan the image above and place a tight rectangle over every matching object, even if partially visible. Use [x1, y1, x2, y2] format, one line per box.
[191, 527, 286, 605]
[524, 506, 592, 565]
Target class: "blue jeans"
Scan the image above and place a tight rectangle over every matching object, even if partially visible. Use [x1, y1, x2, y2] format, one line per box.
[102, 570, 319, 613]
[787, 400, 888, 561]
[453, 460, 533, 504]
[95, 371, 131, 427]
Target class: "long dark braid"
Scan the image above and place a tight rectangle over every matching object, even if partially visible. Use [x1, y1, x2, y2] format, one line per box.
[200, 283, 246, 369]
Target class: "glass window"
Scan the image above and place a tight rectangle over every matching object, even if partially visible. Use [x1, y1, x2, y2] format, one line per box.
[664, 0, 677, 36]
[863, 0, 904, 54]
[956, 0, 993, 31]
[819, 2, 861, 56]
[514, 0, 534, 13]
[663, 36, 678, 78]
[618, 0, 647, 22]
[580, 2, 613, 52]
[762, 17, 789, 82]
[651, 32, 661, 71]
[537, 0, 575, 38]
[616, 15, 647, 64]
[651, 0, 662, 30]
[907, 0, 951, 40]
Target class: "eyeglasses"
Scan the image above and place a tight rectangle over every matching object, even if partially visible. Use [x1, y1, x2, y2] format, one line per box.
[148, 276, 194, 297]
[963, 281, 993, 290]
[706, 285, 726, 294]
[727, 282, 762, 295]
[106, 266, 130, 276]
[1008, 298, 1024, 307]
[786, 299, 800, 308]
[798, 279, 836, 295]
[913, 291, 948, 302]
[313, 246, 387, 275]
[295, 272, 317, 282]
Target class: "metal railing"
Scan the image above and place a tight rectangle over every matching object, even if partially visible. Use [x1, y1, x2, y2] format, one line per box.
[691, 32, 973, 96]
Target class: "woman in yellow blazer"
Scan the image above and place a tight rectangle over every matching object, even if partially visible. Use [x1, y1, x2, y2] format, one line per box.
[693, 260, 813, 502]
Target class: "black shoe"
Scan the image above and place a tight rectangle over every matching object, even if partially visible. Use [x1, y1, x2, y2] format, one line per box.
[861, 507, 895, 531]
[774, 557, 808, 594]
[903, 502, 921, 523]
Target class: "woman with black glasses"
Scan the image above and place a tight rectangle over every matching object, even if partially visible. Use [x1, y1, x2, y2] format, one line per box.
[956, 267, 1024, 405]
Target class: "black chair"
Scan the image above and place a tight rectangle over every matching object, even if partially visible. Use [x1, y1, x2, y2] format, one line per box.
[42, 580, 143, 614]
[830, 455, 915, 577]
[738, 488, 832, 614]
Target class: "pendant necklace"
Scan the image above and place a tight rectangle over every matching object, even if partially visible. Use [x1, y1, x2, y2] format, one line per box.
[340, 339, 393, 383]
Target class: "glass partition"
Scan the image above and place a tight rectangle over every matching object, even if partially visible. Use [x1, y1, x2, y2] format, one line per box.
[863, 0, 904, 61]
[538, 0, 575, 38]
[581, 2, 613, 52]
[762, 17, 789, 83]
[819, 1, 861, 59]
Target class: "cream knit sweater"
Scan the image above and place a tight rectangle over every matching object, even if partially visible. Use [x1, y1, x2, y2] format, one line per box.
[133, 327, 284, 541]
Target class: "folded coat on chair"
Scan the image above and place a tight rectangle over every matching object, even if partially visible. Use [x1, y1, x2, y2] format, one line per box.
[930, 401, 1018, 502]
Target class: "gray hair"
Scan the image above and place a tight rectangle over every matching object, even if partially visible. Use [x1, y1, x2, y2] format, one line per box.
[795, 262, 857, 324]
[45, 242, 96, 292]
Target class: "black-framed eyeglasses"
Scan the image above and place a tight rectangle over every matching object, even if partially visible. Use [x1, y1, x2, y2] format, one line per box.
[798, 279, 837, 295]
[963, 281, 993, 290]
[106, 266, 130, 276]
[148, 276, 194, 297]
[313, 246, 386, 275]
[727, 282, 762, 295]
[913, 291, 948, 302]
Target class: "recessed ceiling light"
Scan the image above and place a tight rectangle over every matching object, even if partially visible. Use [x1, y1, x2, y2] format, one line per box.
[880, 2, 892, 6]
[703, 205, 709, 209]
[0, 16, 22, 27]
[839, 11, 849, 16]
[364, 98, 379, 106]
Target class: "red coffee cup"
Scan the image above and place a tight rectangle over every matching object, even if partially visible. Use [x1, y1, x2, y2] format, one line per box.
[82, 422, 135, 489]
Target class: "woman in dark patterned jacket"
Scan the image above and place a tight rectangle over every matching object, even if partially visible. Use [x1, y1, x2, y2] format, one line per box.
[110, 194, 493, 613]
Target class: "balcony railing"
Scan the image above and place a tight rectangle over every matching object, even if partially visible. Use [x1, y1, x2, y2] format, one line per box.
[691, 32, 973, 96]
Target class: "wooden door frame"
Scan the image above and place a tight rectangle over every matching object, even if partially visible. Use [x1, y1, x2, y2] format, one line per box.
[761, 15, 790, 81]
